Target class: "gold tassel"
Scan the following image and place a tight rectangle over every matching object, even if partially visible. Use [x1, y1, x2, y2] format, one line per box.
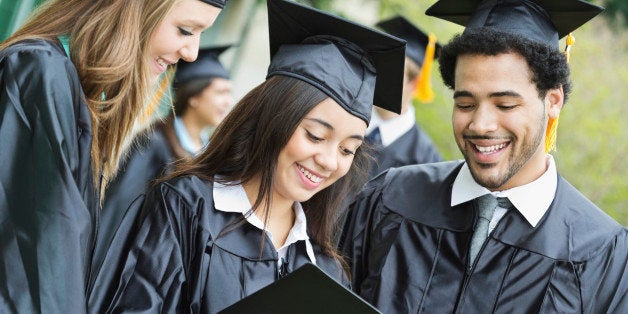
[545, 33, 574, 152]
[545, 116, 559, 153]
[414, 33, 437, 103]
[563, 33, 575, 63]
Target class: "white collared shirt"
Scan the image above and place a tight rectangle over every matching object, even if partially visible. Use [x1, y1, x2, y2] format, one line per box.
[173, 116, 210, 156]
[212, 180, 317, 265]
[366, 107, 416, 147]
[451, 155, 558, 231]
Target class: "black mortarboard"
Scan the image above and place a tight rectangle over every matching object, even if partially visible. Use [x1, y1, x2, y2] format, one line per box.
[199, 0, 227, 9]
[376, 16, 441, 66]
[218, 263, 381, 314]
[266, 0, 406, 124]
[425, 0, 604, 49]
[174, 45, 231, 87]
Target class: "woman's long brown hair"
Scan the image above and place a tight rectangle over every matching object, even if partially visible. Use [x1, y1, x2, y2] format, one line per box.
[166, 76, 371, 260]
[0, 0, 176, 186]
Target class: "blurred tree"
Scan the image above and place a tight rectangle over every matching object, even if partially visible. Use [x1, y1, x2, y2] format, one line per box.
[603, 0, 628, 28]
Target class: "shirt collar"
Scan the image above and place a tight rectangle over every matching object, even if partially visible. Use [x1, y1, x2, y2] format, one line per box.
[451, 155, 558, 227]
[367, 107, 416, 147]
[213, 180, 317, 264]
[173, 116, 209, 156]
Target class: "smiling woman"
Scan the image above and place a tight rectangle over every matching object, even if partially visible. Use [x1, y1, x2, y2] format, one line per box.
[94, 0, 405, 312]
[0, 0, 225, 312]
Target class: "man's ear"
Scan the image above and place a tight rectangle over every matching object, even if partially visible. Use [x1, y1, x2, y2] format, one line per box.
[546, 85, 564, 119]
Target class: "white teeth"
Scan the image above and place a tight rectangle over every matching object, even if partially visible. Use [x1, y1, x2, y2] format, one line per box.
[475, 143, 507, 154]
[297, 165, 323, 183]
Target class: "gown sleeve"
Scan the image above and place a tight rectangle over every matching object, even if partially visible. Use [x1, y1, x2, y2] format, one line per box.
[338, 172, 389, 295]
[579, 228, 628, 313]
[104, 182, 205, 313]
[0, 42, 96, 313]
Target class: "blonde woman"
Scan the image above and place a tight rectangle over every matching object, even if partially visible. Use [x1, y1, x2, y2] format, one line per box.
[0, 0, 226, 312]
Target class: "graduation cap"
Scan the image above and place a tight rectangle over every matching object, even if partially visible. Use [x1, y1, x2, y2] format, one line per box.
[266, 0, 406, 124]
[376, 15, 441, 103]
[425, 0, 604, 49]
[199, 0, 227, 8]
[376, 16, 440, 66]
[174, 45, 231, 87]
[218, 263, 381, 314]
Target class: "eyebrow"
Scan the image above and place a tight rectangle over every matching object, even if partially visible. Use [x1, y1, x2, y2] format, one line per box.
[453, 90, 523, 99]
[304, 118, 364, 141]
[181, 19, 210, 30]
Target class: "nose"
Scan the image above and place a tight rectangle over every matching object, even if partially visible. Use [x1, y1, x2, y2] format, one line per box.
[314, 144, 339, 173]
[180, 38, 200, 62]
[468, 104, 499, 134]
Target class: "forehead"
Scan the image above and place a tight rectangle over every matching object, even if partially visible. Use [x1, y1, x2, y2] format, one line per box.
[167, 0, 221, 29]
[454, 52, 535, 92]
[304, 98, 367, 135]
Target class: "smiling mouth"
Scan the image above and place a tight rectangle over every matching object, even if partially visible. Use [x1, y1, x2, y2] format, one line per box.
[474, 143, 508, 154]
[297, 164, 323, 183]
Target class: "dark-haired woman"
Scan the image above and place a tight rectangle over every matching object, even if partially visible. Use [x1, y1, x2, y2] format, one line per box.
[98, 0, 406, 312]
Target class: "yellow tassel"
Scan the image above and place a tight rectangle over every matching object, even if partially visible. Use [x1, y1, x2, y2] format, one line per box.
[563, 33, 575, 63]
[545, 33, 574, 153]
[414, 33, 437, 103]
[545, 115, 559, 153]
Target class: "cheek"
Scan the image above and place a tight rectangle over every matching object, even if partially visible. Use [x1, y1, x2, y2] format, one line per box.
[334, 157, 354, 180]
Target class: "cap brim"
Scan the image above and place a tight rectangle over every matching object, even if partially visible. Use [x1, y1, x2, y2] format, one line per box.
[426, 0, 604, 38]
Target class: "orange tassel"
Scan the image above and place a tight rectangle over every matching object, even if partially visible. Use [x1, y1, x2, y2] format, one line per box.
[414, 33, 437, 103]
[545, 33, 574, 152]
[545, 116, 559, 153]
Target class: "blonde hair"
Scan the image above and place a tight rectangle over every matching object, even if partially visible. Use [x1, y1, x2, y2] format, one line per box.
[0, 0, 176, 186]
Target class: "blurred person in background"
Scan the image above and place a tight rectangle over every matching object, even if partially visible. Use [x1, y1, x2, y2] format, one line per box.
[365, 15, 443, 179]
[91, 46, 234, 301]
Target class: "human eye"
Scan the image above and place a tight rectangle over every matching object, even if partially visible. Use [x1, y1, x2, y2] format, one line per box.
[305, 130, 323, 142]
[340, 146, 356, 156]
[455, 102, 475, 111]
[497, 102, 518, 110]
[178, 27, 193, 36]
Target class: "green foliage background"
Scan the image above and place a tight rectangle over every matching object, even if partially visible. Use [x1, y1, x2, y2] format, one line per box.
[380, 0, 628, 225]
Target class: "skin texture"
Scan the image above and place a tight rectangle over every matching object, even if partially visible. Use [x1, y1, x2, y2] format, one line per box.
[148, 0, 222, 83]
[452, 53, 563, 191]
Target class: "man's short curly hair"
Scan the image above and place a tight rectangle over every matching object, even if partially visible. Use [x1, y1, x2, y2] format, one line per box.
[439, 28, 572, 103]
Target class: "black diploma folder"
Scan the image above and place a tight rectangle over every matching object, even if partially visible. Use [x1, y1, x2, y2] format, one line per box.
[219, 263, 381, 314]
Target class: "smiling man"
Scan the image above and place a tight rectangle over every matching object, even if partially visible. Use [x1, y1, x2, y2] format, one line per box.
[339, 0, 628, 313]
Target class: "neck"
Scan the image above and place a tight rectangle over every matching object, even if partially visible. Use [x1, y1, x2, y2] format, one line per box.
[242, 176, 296, 248]
[179, 112, 205, 149]
[376, 100, 410, 121]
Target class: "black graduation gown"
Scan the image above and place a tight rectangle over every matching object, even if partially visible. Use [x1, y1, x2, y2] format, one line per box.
[368, 125, 442, 179]
[340, 161, 628, 313]
[0, 39, 98, 312]
[90, 175, 349, 313]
